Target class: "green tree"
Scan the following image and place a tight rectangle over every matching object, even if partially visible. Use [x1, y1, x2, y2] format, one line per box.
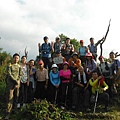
[0, 48, 12, 81]
[59, 34, 80, 51]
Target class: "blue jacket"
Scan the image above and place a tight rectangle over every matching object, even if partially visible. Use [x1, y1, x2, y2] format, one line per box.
[49, 70, 61, 86]
[40, 43, 52, 57]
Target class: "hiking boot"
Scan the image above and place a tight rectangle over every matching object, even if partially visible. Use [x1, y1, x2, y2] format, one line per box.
[17, 103, 20, 108]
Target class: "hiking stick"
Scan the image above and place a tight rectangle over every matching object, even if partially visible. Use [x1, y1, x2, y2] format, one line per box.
[54, 89, 58, 105]
[93, 81, 100, 113]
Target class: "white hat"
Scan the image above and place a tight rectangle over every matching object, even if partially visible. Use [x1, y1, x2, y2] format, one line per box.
[51, 64, 58, 69]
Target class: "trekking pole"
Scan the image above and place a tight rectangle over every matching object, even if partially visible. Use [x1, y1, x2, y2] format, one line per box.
[65, 83, 69, 107]
[93, 82, 100, 113]
[54, 88, 58, 105]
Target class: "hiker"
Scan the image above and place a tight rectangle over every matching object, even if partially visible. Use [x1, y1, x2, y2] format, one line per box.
[61, 38, 74, 61]
[49, 64, 61, 104]
[17, 56, 29, 108]
[59, 62, 72, 109]
[72, 66, 89, 111]
[40, 36, 54, 70]
[78, 40, 88, 66]
[89, 71, 109, 112]
[52, 36, 62, 58]
[34, 60, 48, 100]
[88, 37, 104, 61]
[27, 59, 36, 103]
[5, 53, 22, 119]
[98, 55, 113, 98]
[85, 52, 97, 81]
[52, 50, 66, 70]
[68, 52, 81, 77]
[109, 51, 120, 94]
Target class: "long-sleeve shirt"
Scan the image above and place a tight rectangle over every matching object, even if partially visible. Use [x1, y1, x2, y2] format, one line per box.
[7, 63, 22, 85]
[49, 70, 60, 86]
[89, 78, 108, 94]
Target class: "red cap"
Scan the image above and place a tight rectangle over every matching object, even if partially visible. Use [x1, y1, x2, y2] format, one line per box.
[98, 55, 104, 60]
[80, 40, 84, 43]
[86, 52, 92, 57]
[38, 60, 44, 65]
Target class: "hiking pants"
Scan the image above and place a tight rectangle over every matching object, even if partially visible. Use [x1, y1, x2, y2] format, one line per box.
[6, 84, 19, 113]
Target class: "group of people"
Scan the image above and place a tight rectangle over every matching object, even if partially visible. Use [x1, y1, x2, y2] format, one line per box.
[4, 36, 120, 119]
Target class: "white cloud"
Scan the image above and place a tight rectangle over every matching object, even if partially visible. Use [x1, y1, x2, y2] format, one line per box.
[0, 0, 120, 60]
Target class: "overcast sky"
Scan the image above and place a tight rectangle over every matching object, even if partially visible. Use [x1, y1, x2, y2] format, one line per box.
[0, 0, 120, 60]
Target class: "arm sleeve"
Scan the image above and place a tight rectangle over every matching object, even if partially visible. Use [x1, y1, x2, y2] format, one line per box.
[45, 69, 49, 80]
[17, 67, 22, 81]
[49, 71, 56, 86]
[89, 79, 99, 86]
[103, 81, 109, 89]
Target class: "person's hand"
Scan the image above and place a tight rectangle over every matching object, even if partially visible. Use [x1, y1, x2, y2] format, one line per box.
[14, 85, 18, 89]
[45, 84, 48, 89]
[63, 44, 66, 49]
[76, 82, 84, 87]
[55, 84, 59, 88]
[79, 84, 84, 87]
[38, 43, 41, 47]
[51, 41, 54, 46]
[102, 87, 107, 91]
[87, 72, 91, 75]
[71, 61, 74, 66]
[98, 76, 103, 80]
[27, 81, 29, 86]
[84, 86, 87, 91]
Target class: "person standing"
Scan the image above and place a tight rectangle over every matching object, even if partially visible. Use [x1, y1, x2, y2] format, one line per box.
[59, 62, 72, 109]
[52, 36, 62, 58]
[27, 59, 36, 103]
[17, 56, 29, 108]
[49, 64, 61, 104]
[78, 40, 88, 65]
[61, 38, 74, 61]
[40, 36, 54, 70]
[5, 53, 22, 119]
[34, 60, 48, 100]
[88, 37, 103, 61]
